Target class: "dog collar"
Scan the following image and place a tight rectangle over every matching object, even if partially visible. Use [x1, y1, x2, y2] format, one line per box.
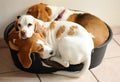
[55, 9, 65, 21]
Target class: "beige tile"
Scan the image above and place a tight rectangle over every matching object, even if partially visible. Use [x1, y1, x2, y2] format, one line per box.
[0, 71, 39, 82]
[38, 70, 97, 82]
[0, 38, 8, 48]
[114, 35, 120, 45]
[91, 57, 120, 82]
[0, 48, 19, 73]
[104, 39, 120, 58]
[111, 26, 120, 35]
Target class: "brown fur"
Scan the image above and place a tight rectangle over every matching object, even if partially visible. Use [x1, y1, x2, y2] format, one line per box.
[68, 13, 109, 47]
[27, 3, 109, 48]
[67, 26, 78, 35]
[13, 19, 19, 31]
[56, 25, 65, 38]
[8, 28, 45, 68]
[67, 14, 78, 22]
[27, 3, 51, 22]
[34, 20, 46, 38]
[50, 22, 55, 30]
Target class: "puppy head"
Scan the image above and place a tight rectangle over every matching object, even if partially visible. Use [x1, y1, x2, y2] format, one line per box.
[36, 38, 55, 59]
[27, 3, 51, 22]
[16, 15, 43, 39]
[24, 33, 54, 59]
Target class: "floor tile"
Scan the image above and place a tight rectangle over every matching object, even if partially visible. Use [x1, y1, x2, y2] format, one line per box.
[0, 38, 8, 48]
[91, 57, 120, 82]
[104, 39, 120, 58]
[38, 70, 97, 82]
[114, 35, 120, 45]
[111, 26, 120, 35]
[0, 48, 19, 73]
[0, 71, 39, 82]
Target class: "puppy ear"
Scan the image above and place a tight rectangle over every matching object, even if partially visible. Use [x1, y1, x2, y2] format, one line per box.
[17, 15, 21, 19]
[14, 20, 19, 31]
[34, 21, 42, 33]
[8, 41, 19, 51]
[34, 21, 46, 38]
[17, 49, 32, 68]
[45, 7, 51, 16]
[14, 16, 21, 31]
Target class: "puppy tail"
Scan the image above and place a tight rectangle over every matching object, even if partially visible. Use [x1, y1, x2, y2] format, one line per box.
[53, 56, 91, 78]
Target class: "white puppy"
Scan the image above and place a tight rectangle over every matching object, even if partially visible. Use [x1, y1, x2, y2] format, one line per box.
[15, 15, 55, 59]
[16, 15, 44, 39]
[17, 15, 94, 77]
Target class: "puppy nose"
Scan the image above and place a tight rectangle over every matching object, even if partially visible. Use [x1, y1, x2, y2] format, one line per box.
[49, 50, 54, 55]
[21, 31, 26, 36]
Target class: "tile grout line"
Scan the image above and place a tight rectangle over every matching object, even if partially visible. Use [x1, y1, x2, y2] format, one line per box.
[113, 38, 120, 46]
[90, 70, 99, 82]
[0, 70, 20, 74]
[36, 74, 42, 82]
[104, 56, 120, 60]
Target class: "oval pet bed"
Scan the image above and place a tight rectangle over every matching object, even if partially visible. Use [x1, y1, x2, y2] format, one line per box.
[4, 21, 112, 73]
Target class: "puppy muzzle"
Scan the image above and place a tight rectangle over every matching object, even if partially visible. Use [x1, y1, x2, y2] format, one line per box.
[20, 30, 27, 39]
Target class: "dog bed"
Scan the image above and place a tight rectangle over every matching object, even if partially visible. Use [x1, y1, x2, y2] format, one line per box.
[4, 21, 112, 73]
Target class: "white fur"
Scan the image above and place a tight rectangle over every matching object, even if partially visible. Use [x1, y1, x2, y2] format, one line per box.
[43, 21, 94, 77]
[41, 61, 52, 67]
[47, 5, 65, 21]
[37, 39, 55, 59]
[19, 15, 94, 77]
[17, 15, 55, 59]
[17, 15, 35, 39]
[47, 5, 85, 21]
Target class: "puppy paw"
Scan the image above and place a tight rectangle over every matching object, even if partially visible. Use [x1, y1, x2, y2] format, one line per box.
[63, 61, 69, 67]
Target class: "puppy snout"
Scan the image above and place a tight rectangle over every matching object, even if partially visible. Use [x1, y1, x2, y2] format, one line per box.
[21, 30, 26, 36]
[49, 50, 54, 55]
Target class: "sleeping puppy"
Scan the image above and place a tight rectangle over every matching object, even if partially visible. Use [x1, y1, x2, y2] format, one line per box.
[27, 3, 109, 48]
[18, 15, 94, 77]
[8, 31, 54, 68]
[8, 22, 55, 68]
[15, 15, 46, 39]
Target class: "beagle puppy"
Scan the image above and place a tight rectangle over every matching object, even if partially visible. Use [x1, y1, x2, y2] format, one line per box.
[8, 30, 54, 68]
[27, 3, 109, 48]
[15, 15, 46, 39]
[17, 15, 94, 77]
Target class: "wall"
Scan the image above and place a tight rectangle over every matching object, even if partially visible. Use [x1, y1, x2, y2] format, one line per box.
[0, 0, 120, 38]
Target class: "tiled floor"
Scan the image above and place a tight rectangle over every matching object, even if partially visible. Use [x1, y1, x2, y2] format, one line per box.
[0, 27, 120, 82]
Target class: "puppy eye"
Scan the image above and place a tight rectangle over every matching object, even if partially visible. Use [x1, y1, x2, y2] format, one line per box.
[18, 23, 21, 27]
[28, 23, 32, 27]
[27, 11, 31, 14]
[38, 47, 44, 52]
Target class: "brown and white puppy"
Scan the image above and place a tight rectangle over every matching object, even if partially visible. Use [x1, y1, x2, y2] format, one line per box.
[8, 31, 54, 68]
[15, 15, 46, 39]
[8, 15, 54, 68]
[16, 15, 94, 77]
[27, 3, 109, 48]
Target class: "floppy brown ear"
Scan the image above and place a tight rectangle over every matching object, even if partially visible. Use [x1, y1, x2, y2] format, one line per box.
[8, 41, 19, 51]
[14, 20, 19, 31]
[34, 21, 46, 38]
[45, 7, 52, 16]
[27, 6, 39, 18]
[17, 49, 32, 68]
[37, 8, 51, 22]
[34, 21, 42, 33]
[14, 16, 21, 31]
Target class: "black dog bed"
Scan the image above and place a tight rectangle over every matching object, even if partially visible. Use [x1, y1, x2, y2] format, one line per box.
[4, 21, 112, 73]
